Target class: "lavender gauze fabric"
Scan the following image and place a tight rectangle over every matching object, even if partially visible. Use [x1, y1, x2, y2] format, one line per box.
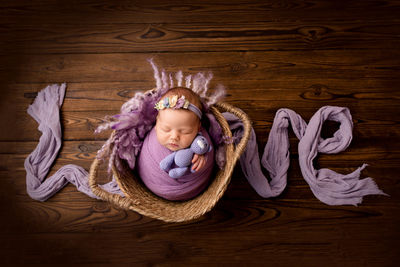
[225, 108, 388, 206]
[24, 83, 387, 205]
[24, 84, 122, 201]
[137, 127, 214, 201]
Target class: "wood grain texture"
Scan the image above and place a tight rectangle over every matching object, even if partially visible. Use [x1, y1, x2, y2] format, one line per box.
[1, 0, 399, 266]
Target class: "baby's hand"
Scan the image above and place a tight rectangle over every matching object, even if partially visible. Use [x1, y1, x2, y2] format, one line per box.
[191, 154, 206, 172]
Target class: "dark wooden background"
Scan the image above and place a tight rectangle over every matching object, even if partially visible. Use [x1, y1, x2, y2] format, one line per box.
[1, 0, 399, 266]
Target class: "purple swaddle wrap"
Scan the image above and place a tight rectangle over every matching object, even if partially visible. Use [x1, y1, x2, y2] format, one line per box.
[137, 127, 215, 201]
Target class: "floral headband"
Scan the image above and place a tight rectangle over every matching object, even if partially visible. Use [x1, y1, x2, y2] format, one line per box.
[154, 95, 202, 119]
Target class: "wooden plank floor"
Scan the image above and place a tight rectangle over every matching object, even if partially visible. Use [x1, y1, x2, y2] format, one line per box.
[1, 0, 399, 266]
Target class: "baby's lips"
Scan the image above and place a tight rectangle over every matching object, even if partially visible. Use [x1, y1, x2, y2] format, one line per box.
[168, 143, 179, 148]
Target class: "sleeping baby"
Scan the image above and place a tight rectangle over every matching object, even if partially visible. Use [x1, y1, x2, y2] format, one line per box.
[137, 87, 215, 201]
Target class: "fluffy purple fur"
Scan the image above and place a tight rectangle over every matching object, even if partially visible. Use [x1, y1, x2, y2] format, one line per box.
[109, 90, 166, 169]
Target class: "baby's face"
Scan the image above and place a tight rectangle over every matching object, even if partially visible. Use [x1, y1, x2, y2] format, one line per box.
[155, 108, 200, 151]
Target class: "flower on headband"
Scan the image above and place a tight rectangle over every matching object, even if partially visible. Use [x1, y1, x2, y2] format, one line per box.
[155, 95, 189, 111]
[169, 95, 178, 108]
[175, 96, 186, 109]
[154, 101, 165, 110]
[163, 97, 169, 108]
[183, 100, 190, 109]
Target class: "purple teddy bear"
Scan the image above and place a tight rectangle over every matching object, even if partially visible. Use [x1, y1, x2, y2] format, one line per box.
[160, 134, 212, 178]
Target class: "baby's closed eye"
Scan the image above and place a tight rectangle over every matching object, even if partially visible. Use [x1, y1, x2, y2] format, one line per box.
[181, 130, 193, 134]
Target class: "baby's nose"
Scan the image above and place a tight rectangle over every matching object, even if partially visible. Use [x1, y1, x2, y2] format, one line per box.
[170, 130, 179, 140]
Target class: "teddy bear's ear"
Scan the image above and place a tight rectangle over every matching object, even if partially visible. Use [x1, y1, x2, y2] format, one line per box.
[196, 139, 206, 150]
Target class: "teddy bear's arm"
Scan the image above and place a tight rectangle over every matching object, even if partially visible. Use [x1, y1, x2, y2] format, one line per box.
[169, 167, 189, 179]
[159, 152, 176, 172]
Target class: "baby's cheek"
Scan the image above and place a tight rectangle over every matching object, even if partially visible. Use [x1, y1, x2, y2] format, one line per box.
[183, 135, 195, 147]
[160, 134, 169, 145]
[155, 128, 166, 145]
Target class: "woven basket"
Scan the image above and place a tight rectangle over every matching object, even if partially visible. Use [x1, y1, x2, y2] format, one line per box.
[88, 102, 251, 222]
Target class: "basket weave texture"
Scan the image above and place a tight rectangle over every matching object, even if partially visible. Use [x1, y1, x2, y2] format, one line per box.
[89, 102, 251, 222]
